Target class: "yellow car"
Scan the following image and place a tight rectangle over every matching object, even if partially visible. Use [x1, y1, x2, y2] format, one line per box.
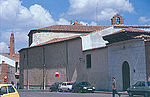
[0, 84, 20, 97]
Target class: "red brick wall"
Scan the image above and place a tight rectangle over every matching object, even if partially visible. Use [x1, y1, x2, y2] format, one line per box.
[10, 32, 15, 56]
[111, 14, 124, 25]
[0, 61, 7, 84]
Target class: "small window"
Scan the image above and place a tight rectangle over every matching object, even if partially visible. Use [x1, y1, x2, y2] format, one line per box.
[86, 54, 91, 68]
[1, 86, 7, 94]
[67, 83, 73, 85]
[15, 62, 18, 72]
[8, 86, 15, 93]
[24, 54, 25, 58]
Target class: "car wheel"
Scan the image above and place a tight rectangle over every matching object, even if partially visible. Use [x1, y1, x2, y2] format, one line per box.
[80, 89, 84, 93]
[58, 89, 62, 92]
[129, 92, 133, 97]
[72, 89, 75, 93]
[67, 88, 70, 92]
[55, 89, 58, 92]
[49, 88, 52, 92]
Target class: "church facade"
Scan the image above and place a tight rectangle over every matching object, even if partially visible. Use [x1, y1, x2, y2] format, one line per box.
[19, 14, 150, 91]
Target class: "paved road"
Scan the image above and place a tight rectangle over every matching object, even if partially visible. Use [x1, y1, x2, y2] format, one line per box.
[19, 91, 143, 97]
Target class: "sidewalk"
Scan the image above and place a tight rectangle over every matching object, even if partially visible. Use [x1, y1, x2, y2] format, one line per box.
[18, 89, 128, 95]
[18, 89, 49, 92]
[95, 91, 128, 95]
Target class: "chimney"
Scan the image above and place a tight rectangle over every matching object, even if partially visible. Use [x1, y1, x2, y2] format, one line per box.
[70, 20, 72, 25]
[75, 20, 78, 23]
[10, 32, 15, 56]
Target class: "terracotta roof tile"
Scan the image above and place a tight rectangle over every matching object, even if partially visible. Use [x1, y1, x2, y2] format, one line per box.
[109, 28, 150, 35]
[134, 34, 150, 38]
[83, 46, 106, 52]
[29, 25, 109, 35]
[114, 25, 150, 28]
[20, 34, 88, 51]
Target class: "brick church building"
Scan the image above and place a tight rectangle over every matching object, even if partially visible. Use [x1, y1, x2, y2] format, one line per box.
[19, 14, 150, 91]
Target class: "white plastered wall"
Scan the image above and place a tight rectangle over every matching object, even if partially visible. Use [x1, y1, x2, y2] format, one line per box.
[0, 55, 16, 67]
[31, 32, 83, 46]
[107, 39, 147, 90]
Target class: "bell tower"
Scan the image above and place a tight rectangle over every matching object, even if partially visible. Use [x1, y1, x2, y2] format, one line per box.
[111, 14, 124, 25]
[10, 32, 15, 56]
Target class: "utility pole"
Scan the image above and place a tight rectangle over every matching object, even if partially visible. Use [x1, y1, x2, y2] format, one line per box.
[26, 49, 29, 90]
[95, 2, 99, 24]
[65, 41, 69, 81]
[42, 47, 46, 90]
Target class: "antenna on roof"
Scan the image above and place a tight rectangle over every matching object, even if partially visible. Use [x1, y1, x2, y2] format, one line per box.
[116, 9, 120, 15]
[95, 2, 98, 25]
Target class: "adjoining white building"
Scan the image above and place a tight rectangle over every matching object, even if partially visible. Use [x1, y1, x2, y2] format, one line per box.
[0, 32, 19, 84]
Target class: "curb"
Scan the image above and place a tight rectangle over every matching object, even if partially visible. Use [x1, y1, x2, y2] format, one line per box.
[18, 89, 128, 95]
[95, 91, 128, 95]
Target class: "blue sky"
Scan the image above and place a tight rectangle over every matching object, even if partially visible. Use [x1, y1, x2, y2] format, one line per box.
[0, 0, 150, 53]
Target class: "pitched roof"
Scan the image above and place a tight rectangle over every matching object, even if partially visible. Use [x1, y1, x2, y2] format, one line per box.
[106, 28, 150, 36]
[134, 34, 150, 39]
[103, 28, 150, 44]
[20, 34, 88, 51]
[83, 46, 106, 52]
[0, 53, 19, 61]
[28, 25, 109, 36]
[114, 25, 150, 28]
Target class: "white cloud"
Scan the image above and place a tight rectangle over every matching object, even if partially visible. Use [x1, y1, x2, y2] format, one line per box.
[138, 16, 150, 23]
[97, 8, 117, 21]
[56, 18, 70, 25]
[79, 21, 89, 25]
[90, 21, 97, 26]
[68, 0, 134, 21]
[0, 0, 71, 27]
[0, 42, 9, 53]
[0, 0, 56, 28]
[79, 21, 97, 26]
[29, 4, 55, 27]
[0, 0, 70, 52]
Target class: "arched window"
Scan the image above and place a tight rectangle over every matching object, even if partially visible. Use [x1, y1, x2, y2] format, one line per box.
[116, 17, 120, 24]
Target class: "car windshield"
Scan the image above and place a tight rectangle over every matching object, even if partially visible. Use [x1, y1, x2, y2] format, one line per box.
[80, 82, 91, 86]
[62, 83, 67, 86]
[67, 83, 73, 85]
[147, 82, 150, 86]
[134, 81, 142, 86]
[134, 81, 146, 87]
